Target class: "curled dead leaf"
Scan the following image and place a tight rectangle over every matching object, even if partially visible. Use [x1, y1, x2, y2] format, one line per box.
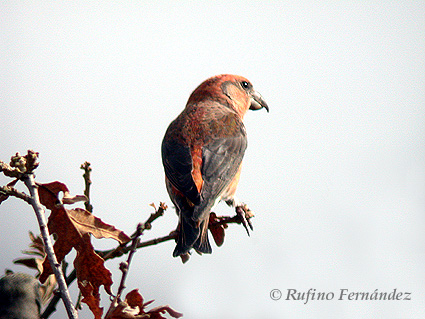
[105, 289, 182, 319]
[62, 192, 88, 204]
[208, 212, 226, 247]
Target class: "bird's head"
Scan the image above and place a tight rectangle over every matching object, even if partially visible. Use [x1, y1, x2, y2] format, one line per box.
[187, 74, 269, 117]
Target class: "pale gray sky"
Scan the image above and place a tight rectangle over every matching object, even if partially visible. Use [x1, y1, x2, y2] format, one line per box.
[1, 1, 425, 318]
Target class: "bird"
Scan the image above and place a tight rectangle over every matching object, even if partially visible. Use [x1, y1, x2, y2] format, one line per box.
[0, 272, 41, 319]
[161, 74, 268, 258]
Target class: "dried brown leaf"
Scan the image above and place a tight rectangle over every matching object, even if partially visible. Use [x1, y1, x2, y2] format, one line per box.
[147, 305, 183, 319]
[13, 257, 40, 270]
[68, 208, 130, 244]
[37, 181, 70, 209]
[105, 289, 182, 319]
[126, 289, 144, 309]
[106, 301, 141, 319]
[62, 192, 88, 204]
[208, 212, 226, 247]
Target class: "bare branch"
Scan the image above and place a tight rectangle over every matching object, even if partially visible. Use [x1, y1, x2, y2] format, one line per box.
[41, 269, 77, 319]
[144, 202, 167, 229]
[117, 223, 142, 299]
[99, 203, 168, 260]
[137, 232, 177, 249]
[104, 222, 143, 318]
[80, 161, 93, 213]
[0, 185, 31, 204]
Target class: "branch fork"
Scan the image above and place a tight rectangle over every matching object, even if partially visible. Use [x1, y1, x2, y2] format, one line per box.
[1, 151, 78, 319]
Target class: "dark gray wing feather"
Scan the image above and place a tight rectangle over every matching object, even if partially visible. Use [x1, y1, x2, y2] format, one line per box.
[195, 126, 247, 219]
[161, 139, 201, 205]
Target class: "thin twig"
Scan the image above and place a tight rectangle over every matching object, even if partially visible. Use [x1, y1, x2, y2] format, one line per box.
[99, 202, 167, 260]
[116, 223, 143, 300]
[131, 202, 167, 236]
[80, 162, 93, 213]
[104, 223, 143, 318]
[97, 207, 250, 260]
[75, 161, 93, 308]
[98, 231, 178, 260]
[104, 203, 168, 318]
[137, 232, 177, 249]
[23, 172, 78, 319]
[0, 185, 31, 204]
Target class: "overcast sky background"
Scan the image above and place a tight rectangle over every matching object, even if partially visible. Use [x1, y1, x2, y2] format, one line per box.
[1, 1, 425, 318]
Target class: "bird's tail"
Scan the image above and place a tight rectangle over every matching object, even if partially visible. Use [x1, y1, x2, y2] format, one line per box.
[173, 215, 212, 257]
[193, 219, 212, 254]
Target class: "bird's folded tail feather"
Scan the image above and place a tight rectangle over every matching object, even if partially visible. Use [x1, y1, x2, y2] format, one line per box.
[173, 215, 212, 257]
[193, 219, 212, 254]
[173, 214, 200, 257]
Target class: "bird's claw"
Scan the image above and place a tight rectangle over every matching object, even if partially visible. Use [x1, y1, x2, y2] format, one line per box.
[235, 204, 254, 236]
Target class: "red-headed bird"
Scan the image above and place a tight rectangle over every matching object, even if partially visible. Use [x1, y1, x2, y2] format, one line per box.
[162, 74, 268, 257]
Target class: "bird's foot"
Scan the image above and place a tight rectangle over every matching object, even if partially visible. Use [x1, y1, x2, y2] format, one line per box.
[235, 204, 254, 236]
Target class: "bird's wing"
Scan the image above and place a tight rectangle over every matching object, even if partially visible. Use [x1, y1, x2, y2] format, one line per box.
[195, 123, 247, 219]
[162, 139, 201, 205]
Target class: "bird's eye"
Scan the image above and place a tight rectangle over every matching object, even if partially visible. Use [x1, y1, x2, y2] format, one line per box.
[241, 81, 250, 90]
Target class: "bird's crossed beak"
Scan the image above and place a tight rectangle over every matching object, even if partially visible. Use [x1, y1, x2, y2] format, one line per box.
[250, 91, 269, 112]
